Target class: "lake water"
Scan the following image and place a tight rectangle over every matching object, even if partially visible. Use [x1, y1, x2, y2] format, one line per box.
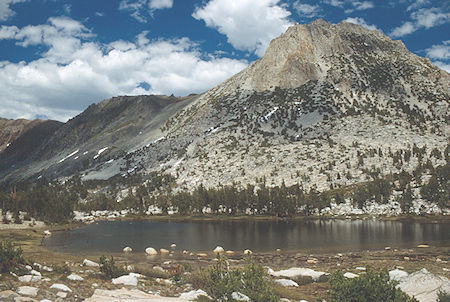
[43, 219, 450, 254]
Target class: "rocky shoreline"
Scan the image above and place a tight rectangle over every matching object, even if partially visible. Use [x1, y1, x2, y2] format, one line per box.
[0, 222, 449, 302]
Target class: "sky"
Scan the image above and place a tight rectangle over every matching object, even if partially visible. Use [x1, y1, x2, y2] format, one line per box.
[0, 0, 449, 122]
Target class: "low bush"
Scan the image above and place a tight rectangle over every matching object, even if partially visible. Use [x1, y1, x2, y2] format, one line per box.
[328, 269, 417, 302]
[201, 256, 279, 302]
[0, 240, 25, 273]
[99, 256, 126, 279]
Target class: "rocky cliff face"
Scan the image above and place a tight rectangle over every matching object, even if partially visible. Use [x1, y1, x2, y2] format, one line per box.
[0, 20, 448, 199]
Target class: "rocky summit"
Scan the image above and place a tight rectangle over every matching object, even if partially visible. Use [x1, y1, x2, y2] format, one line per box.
[0, 20, 448, 212]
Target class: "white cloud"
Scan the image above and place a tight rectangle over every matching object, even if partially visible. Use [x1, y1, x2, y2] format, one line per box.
[119, 0, 173, 22]
[0, 17, 248, 121]
[344, 1, 374, 13]
[407, 0, 429, 11]
[425, 40, 450, 60]
[293, 1, 321, 18]
[411, 7, 450, 29]
[343, 17, 379, 31]
[149, 0, 173, 10]
[324, 0, 344, 7]
[193, 0, 293, 57]
[432, 61, 450, 73]
[390, 21, 415, 38]
[0, 0, 27, 21]
[390, 7, 450, 38]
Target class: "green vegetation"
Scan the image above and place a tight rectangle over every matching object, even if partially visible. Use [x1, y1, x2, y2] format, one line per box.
[196, 256, 278, 302]
[0, 240, 25, 273]
[99, 255, 127, 279]
[328, 269, 417, 302]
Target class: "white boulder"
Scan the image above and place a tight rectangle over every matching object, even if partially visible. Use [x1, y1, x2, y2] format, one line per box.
[270, 267, 327, 281]
[112, 274, 138, 286]
[389, 269, 409, 281]
[17, 286, 38, 297]
[244, 249, 253, 255]
[160, 248, 170, 254]
[83, 259, 99, 267]
[275, 279, 299, 287]
[123, 246, 132, 253]
[344, 272, 359, 279]
[145, 247, 158, 255]
[67, 273, 84, 281]
[179, 289, 209, 300]
[43, 230, 51, 236]
[213, 246, 225, 254]
[18, 275, 41, 282]
[231, 292, 250, 301]
[397, 268, 450, 302]
[50, 283, 72, 292]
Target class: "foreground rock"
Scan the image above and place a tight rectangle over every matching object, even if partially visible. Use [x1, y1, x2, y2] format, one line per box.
[270, 267, 327, 281]
[85, 288, 192, 301]
[112, 273, 139, 286]
[16, 286, 38, 297]
[397, 268, 450, 302]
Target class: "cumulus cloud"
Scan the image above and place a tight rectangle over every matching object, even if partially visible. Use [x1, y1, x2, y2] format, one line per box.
[0, 17, 248, 121]
[425, 40, 450, 60]
[407, 0, 430, 11]
[323, 0, 344, 7]
[149, 0, 173, 10]
[432, 61, 450, 73]
[345, 1, 374, 13]
[390, 7, 450, 38]
[192, 0, 293, 57]
[0, 0, 27, 21]
[293, 1, 321, 18]
[119, 0, 173, 22]
[343, 17, 379, 31]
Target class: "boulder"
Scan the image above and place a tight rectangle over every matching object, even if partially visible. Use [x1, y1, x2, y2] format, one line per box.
[397, 268, 450, 302]
[43, 230, 51, 236]
[18, 275, 41, 282]
[417, 244, 429, 248]
[0, 290, 17, 299]
[226, 250, 235, 256]
[343, 272, 359, 278]
[30, 270, 41, 277]
[171, 243, 177, 248]
[57, 291, 67, 298]
[231, 292, 250, 301]
[160, 248, 170, 254]
[123, 246, 132, 253]
[17, 286, 38, 297]
[83, 259, 99, 267]
[112, 274, 138, 286]
[179, 289, 209, 300]
[389, 269, 409, 281]
[197, 253, 208, 258]
[50, 283, 72, 292]
[145, 247, 158, 255]
[67, 273, 84, 281]
[275, 278, 299, 287]
[243, 249, 253, 255]
[213, 246, 224, 254]
[270, 267, 327, 281]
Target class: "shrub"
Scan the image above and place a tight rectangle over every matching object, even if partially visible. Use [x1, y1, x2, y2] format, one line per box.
[99, 256, 126, 279]
[438, 291, 450, 302]
[0, 240, 25, 273]
[52, 264, 71, 274]
[328, 269, 417, 302]
[201, 256, 279, 302]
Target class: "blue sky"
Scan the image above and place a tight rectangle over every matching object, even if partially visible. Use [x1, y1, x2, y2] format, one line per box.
[0, 0, 449, 121]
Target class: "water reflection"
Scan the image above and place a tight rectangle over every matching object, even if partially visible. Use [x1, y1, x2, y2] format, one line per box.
[44, 219, 450, 254]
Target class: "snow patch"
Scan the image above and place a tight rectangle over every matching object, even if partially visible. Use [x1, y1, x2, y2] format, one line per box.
[93, 147, 109, 159]
[59, 149, 79, 163]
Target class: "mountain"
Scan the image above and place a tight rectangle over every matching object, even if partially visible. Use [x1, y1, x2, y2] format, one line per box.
[0, 118, 50, 152]
[0, 19, 448, 197]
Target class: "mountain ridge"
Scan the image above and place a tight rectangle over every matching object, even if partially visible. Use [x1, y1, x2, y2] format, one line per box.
[0, 19, 448, 215]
